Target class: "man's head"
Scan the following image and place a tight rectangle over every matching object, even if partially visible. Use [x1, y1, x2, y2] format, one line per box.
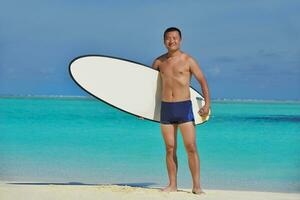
[163, 27, 182, 40]
[163, 27, 182, 52]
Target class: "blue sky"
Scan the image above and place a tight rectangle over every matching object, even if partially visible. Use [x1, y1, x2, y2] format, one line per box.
[0, 0, 299, 100]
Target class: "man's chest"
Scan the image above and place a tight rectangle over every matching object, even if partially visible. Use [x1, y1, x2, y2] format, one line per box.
[159, 61, 190, 77]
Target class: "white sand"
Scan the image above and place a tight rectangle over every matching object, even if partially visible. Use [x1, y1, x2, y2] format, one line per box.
[0, 182, 299, 200]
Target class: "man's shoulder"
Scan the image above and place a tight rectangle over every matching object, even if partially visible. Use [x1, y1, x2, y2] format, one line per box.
[181, 52, 192, 60]
[181, 52, 194, 62]
[152, 54, 166, 69]
[154, 53, 167, 62]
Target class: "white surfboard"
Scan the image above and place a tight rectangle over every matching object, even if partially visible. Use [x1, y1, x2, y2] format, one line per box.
[69, 55, 210, 125]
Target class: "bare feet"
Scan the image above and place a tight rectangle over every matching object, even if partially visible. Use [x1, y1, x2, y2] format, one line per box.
[161, 185, 177, 192]
[192, 188, 205, 195]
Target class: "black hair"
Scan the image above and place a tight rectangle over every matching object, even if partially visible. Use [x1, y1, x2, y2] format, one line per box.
[163, 27, 182, 40]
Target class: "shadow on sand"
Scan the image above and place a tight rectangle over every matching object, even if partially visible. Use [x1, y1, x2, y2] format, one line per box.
[7, 182, 192, 194]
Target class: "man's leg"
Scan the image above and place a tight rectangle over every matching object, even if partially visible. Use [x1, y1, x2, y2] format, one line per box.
[178, 122, 204, 194]
[160, 123, 178, 192]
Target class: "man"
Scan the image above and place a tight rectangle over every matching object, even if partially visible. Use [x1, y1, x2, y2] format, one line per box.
[152, 27, 210, 195]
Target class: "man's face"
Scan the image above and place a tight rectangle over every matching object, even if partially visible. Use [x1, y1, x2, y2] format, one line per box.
[164, 31, 181, 51]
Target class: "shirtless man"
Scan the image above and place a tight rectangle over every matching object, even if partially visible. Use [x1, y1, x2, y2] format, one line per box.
[152, 27, 210, 195]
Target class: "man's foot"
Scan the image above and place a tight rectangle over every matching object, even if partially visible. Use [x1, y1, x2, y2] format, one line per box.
[161, 185, 177, 192]
[192, 188, 205, 195]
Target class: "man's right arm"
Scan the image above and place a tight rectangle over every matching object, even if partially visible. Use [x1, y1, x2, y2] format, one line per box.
[152, 58, 160, 70]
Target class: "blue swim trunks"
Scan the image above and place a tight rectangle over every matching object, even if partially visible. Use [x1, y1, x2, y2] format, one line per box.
[160, 100, 195, 124]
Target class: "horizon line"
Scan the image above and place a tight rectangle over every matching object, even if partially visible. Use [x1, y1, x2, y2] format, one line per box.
[0, 95, 299, 103]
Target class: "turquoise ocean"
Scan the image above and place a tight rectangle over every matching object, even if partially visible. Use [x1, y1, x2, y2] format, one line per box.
[1, 97, 299, 193]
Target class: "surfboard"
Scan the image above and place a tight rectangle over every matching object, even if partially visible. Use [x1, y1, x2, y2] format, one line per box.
[69, 55, 210, 125]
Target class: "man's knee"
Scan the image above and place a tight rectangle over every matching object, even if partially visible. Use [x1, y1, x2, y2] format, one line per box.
[165, 144, 176, 155]
[185, 143, 197, 154]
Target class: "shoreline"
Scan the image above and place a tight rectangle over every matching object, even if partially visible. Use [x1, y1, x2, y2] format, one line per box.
[1, 181, 299, 200]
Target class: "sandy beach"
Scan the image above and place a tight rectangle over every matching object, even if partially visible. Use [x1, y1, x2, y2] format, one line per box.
[0, 181, 299, 200]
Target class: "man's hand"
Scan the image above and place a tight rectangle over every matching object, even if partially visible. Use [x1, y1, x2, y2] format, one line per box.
[198, 105, 210, 117]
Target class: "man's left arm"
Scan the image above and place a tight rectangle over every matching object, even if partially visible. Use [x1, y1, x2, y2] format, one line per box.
[189, 57, 210, 116]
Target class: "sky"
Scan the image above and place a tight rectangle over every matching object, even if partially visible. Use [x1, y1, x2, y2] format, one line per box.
[0, 0, 299, 100]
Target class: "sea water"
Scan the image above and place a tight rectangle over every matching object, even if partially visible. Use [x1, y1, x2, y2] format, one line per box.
[0, 97, 299, 193]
